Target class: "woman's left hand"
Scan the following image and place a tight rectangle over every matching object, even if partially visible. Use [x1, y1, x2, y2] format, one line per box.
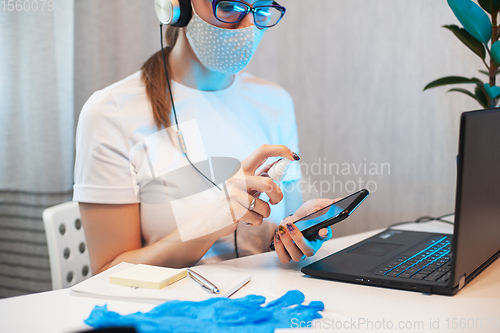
[274, 198, 341, 263]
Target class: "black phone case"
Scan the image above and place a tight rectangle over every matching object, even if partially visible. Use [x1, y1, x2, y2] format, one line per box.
[269, 189, 369, 251]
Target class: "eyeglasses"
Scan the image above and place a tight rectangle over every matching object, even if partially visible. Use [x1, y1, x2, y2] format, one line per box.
[212, 0, 286, 29]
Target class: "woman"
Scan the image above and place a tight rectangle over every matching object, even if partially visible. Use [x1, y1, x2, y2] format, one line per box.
[74, 0, 335, 275]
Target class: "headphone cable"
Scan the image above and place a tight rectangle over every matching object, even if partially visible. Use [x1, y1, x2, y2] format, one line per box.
[159, 24, 239, 258]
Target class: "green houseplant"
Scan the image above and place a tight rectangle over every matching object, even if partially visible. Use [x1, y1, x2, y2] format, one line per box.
[424, 0, 500, 108]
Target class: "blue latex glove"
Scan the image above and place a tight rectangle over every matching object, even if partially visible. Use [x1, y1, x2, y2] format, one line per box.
[85, 290, 324, 333]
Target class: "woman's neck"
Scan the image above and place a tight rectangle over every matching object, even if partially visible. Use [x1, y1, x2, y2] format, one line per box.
[169, 29, 234, 91]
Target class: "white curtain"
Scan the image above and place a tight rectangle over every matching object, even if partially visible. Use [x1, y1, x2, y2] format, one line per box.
[0, 1, 75, 297]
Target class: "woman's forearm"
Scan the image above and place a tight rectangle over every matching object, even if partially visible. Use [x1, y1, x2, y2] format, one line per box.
[93, 196, 238, 273]
[100, 228, 221, 273]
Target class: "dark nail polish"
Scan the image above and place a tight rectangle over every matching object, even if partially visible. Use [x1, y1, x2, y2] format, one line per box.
[274, 231, 280, 243]
[278, 225, 286, 236]
[292, 152, 300, 161]
[286, 223, 295, 233]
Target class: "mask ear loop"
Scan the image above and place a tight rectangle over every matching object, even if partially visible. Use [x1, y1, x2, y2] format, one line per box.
[159, 23, 239, 258]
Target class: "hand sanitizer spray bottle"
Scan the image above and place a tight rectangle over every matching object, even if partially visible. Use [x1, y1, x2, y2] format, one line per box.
[267, 158, 292, 182]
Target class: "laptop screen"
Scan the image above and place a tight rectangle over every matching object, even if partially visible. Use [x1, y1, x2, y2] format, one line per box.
[453, 108, 500, 288]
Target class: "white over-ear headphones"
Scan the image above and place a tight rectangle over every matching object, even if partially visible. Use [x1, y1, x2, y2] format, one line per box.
[155, 0, 193, 27]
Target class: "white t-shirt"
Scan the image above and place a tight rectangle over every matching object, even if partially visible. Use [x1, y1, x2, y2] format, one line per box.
[73, 71, 300, 263]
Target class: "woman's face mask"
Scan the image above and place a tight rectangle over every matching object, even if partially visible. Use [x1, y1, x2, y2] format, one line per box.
[186, 12, 265, 75]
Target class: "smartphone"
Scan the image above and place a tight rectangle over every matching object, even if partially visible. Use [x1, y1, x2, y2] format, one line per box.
[270, 189, 369, 250]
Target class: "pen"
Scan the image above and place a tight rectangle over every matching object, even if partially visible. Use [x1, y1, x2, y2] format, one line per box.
[187, 269, 220, 294]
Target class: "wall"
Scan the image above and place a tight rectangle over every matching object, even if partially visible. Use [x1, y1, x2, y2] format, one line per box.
[247, 0, 483, 236]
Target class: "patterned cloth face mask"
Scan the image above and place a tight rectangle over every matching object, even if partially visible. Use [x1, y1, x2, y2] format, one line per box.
[186, 12, 265, 75]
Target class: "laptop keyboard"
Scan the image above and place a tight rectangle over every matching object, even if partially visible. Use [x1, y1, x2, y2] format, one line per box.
[373, 235, 452, 283]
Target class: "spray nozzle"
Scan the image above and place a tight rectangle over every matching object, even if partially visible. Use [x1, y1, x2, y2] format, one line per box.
[268, 158, 293, 182]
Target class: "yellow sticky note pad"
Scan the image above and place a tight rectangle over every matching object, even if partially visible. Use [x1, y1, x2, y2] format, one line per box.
[109, 264, 187, 289]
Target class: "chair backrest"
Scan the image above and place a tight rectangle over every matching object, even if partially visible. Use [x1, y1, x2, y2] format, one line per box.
[42, 201, 92, 289]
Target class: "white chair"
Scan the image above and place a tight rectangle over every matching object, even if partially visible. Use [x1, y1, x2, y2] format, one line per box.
[42, 201, 92, 289]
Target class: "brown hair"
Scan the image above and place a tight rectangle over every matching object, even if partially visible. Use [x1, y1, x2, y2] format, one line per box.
[141, 26, 181, 129]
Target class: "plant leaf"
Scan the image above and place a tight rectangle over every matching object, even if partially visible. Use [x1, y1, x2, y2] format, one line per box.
[478, 0, 500, 14]
[491, 41, 500, 66]
[447, 0, 493, 44]
[424, 76, 482, 90]
[448, 88, 488, 108]
[477, 70, 500, 77]
[443, 25, 486, 59]
[475, 85, 490, 108]
[448, 88, 476, 98]
[470, 77, 487, 89]
[477, 70, 500, 76]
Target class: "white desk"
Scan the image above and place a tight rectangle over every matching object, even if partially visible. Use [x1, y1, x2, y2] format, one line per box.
[1, 222, 499, 333]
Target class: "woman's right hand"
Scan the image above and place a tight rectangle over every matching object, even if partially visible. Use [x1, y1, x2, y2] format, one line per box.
[209, 144, 298, 238]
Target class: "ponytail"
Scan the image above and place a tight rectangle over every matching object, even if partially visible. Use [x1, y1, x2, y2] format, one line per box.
[141, 26, 181, 129]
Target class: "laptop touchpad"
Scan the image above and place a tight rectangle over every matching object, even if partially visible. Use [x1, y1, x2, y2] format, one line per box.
[348, 242, 402, 256]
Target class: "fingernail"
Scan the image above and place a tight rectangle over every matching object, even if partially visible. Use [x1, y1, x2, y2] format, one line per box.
[278, 225, 286, 236]
[274, 231, 280, 243]
[286, 223, 295, 233]
[292, 152, 300, 161]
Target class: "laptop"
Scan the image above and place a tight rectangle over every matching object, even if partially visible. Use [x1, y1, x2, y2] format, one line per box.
[301, 108, 500, 295]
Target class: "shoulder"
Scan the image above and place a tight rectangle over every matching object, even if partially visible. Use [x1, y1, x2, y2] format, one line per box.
[78, 71, 151, 131]
[238, 72, 294, 111]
